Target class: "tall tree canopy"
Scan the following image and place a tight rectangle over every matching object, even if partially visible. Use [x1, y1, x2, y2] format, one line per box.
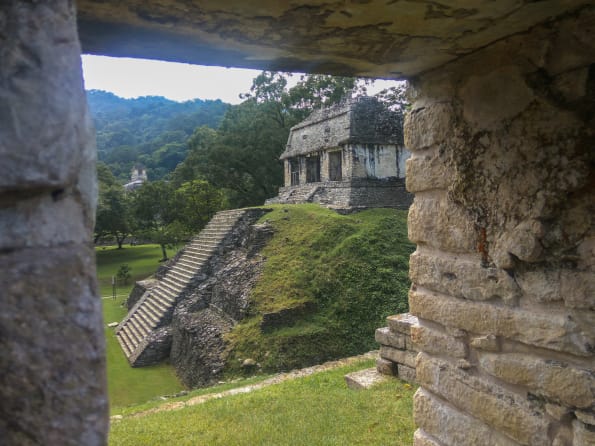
[173, 72, 383, 207]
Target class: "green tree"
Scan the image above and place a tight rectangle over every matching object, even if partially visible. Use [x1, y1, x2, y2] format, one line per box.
[174, 180, 226, 233]
[129, 181, 176, 260]
[95, 185, 131, 248]
[175, 72, 369, 207]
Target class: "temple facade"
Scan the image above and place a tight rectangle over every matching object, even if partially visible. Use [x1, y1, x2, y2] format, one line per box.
[268, 97, 412, 210]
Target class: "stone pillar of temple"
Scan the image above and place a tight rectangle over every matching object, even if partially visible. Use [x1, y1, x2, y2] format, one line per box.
[406, 7, 594, 446]
[0, 2, 108, 444]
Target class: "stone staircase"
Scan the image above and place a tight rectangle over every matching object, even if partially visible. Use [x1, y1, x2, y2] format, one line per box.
[266, 183, 320, 204]
[116, 209, 247, 365]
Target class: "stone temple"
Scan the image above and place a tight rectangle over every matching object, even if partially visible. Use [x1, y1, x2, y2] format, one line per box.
[268, 96, 412, 210]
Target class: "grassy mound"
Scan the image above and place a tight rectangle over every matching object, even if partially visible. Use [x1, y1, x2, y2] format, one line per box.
[224, 204, 413, 375]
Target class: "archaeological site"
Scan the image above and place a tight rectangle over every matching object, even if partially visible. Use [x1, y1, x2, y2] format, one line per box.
[267, 96, 412, 210]
[1, 1, 593, 445]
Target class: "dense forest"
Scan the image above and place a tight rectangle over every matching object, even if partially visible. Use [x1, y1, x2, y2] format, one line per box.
[88, 90, 228, 181]
[92, 72, 406, 252]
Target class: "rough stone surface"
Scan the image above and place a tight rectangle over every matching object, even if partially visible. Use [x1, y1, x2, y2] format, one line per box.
[170, 308, 233, 388]
[0, 2, 107, 444]
[409, 250, 521, 304]
[408, 192, 477, 253]
[414, 389, 521, 446]
[407, 8, 595, 445]
[375, 327, 406, 350]
[410, 324, 467, 359]
[410, 289, 593, 357]
[478, 352, 594, 408]
[469, 335, 500, 352]
[344, 368, 388, 390]
[573, 419, 595, 446]
[397, 364, 417, 384]
[376, 357, 396, 376]
[413, 429, 443, 446]
[0, 245, 107, 444]
[416, 354, 550, 445]
[76, 1, 592, 78]
[386, 313, 418, 335]
[170, 220, 272, 387]
[379, 346, 417, 369]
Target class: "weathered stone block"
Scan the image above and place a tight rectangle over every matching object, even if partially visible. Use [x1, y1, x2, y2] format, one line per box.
[387, 313, 418, 335]
[379, 346, 417, 368]
[0, 245, 107, 444]
[410, 324, 467, 359]
[573, 419, 595, 446]
[515, 267, 595, 310]
[375, 326, 406, 349]
[478, 352, 594, 408]
[560, 270, 595, 310]
[0, 193, 90, 250]
[414, 388, 521, 446]
[409, 250, 521, 304]
[459, 66, 534, 130]
[408, 192, 477, 253]
[405, 150, 450, 193]
[397, 364, 417, 383]
[376, 357, 397, 376]
[404, 102, 454, 151]
[416, 353, 550, 445]
[575, 410, 595, 426]
[410, 289, 593, 357]
[0, 2, 90, 192]
[344, 368, 388, 390]
[413, 429, 444, 446]
[470, 334, 500, 352]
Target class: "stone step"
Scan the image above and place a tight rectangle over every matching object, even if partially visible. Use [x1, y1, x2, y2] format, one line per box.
[116, 331, 134, 357]
[152, 287, 176, 304]
[146, 295, 169, 315]
[189, 239, 220, 249]
[116, 209, 249, 362]
[125, 319, 145, 344]
[162, 270, 189, 286]
[137, 305, 159, 326]
[160, 276, 185, 293]
[142, 299, 164, 321]
[118, 328, 138, 352]
[175, 257, 204, 270]
[132, 312, 152, 333]
[151, 290, 175, 309]
[168, 262, 196, 276]
[184, 247, 215, 258]
[136, 306, 157, 328]
[344, 368, 390, 390]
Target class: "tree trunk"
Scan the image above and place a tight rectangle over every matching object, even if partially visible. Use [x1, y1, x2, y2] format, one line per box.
[160, 243, 168, 261]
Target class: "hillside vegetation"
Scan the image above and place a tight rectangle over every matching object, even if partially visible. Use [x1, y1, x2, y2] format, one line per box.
[88, 90, 228, 181]
[224, 204, 413, 376]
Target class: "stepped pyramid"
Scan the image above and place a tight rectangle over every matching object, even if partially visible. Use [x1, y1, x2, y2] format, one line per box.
[116, 209, 248, 366]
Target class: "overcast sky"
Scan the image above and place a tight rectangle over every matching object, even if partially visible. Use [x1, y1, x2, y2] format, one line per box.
[81, 55, 400, 104]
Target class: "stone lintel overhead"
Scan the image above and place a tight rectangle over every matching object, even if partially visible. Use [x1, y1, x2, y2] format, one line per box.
[75, 0, 591, 78]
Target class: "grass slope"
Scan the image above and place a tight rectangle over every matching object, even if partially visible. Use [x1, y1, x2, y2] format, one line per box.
[96, 245, 184, 411]
[225, 204, 414, 375]
[109, 359, 416, 446]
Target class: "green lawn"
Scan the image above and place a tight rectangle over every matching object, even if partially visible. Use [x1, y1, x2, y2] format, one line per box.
[96, 245, 185, 412]
[109, 359, 416, 446]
